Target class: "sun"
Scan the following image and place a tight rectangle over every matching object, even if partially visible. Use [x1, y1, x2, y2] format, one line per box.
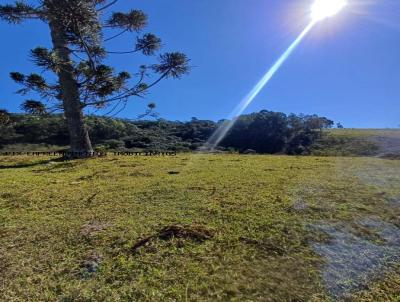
[311, 0, 348, 21]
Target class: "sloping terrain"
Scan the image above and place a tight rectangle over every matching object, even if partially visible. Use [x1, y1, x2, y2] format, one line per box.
[312, 129, 400, 158]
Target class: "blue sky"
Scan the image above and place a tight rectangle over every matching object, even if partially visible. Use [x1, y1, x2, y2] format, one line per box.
[0, 0, 399, 128]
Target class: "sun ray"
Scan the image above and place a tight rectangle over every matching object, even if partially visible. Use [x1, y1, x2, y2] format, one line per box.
[205, 21, 316, 150]
[204, 0, 348, 150]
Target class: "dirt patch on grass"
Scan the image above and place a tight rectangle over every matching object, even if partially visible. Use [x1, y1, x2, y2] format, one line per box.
[80, 221, 110, 238]
[79, 252, 102, 279]
[131, 224, 214, 252]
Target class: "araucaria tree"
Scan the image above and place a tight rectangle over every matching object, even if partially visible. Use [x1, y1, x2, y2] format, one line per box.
[0, 0, 190, 157]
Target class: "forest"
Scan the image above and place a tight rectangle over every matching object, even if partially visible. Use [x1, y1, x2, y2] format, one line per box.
[0, 109, 334, 154]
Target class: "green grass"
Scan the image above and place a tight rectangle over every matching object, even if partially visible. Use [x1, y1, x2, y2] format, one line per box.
[0, 154, 399, 301]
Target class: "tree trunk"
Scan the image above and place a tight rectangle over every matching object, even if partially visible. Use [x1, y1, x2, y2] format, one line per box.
[48, 21, 93, 158]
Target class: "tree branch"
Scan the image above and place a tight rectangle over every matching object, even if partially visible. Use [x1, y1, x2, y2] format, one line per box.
[82, 70, 170, 108]
[109, 101, 127, 117]
[103, 99, 123, 116]
[97, 0, 119, 12]
[0, 3, 43, 23]
[106, 49, 140, 55]
[104, 28, 128, 42]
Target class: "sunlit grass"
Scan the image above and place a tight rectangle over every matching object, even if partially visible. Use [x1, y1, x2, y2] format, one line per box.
[0, 154, 399, 301]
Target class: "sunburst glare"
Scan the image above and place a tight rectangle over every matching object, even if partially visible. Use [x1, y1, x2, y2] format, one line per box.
[204, 0, 348, 150]
[312, 0, 348, 21]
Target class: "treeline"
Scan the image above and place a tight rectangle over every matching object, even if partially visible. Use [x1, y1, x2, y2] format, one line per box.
[0, 110, 334, 154]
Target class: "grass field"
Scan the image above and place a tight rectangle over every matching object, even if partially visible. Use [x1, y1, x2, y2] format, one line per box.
[0, 154, 399, 301]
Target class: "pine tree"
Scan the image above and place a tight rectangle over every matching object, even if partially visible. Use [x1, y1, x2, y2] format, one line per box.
[0, 0, 190, 157]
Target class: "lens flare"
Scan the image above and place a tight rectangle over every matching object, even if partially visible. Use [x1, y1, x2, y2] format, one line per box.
[203, 1, 348, 151]
[205, 21, 316, 150]
[311, 0, 347, 21]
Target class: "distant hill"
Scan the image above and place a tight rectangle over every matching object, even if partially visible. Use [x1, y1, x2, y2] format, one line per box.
[311, 129, 400, 158]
